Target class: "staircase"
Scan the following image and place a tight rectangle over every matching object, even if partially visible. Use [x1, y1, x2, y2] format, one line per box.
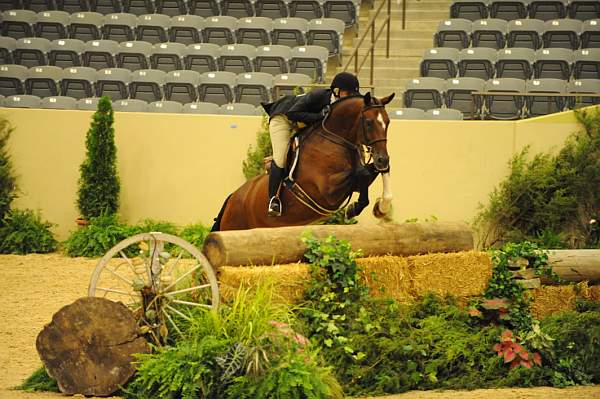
[327, 0, 454, 108]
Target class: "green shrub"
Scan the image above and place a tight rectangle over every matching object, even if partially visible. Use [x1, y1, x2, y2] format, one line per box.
[64, 213, 135, 257]
[133, 219, 179, 235]
[15, 367, 59, 392]
[0, 209, 57, 254]
[77, 96, 120, 220]
[180, 222, 210, 249]
[0, 116, 16, 225]
[242, 115, 271, 180]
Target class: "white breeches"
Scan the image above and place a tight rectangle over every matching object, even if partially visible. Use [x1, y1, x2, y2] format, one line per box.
[269, 115, 293, 168]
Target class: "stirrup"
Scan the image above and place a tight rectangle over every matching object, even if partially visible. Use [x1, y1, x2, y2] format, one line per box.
[268, 196, 282, 217]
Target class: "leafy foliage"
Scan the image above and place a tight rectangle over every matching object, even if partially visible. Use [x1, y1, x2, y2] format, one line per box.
[0, 116, 16, 225]
[64, 213, 136, 257]
[319, 208, 357, 225]
[493, 330, 541, 370]
[242, 115, 272, 180]
[179, 222, 210, 250]
[476, 108, 600, 248]
[0, 209, 57, 254]
[77, 96, 120, 220]
[15, 367, 59, 392]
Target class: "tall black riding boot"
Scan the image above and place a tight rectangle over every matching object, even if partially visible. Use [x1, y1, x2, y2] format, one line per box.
[268, 163, 285, 216]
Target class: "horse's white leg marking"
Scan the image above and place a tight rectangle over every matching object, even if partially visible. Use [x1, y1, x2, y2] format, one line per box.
[379, 172, 393, 214]
[376, 113, 385, 130]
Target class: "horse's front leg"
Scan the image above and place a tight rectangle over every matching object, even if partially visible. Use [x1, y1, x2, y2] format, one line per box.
[373, 172, 393, 221]
[346, 164, 378, 219]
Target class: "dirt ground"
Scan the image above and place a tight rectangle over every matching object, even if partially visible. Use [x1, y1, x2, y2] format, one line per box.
[1, 253, 599, 399]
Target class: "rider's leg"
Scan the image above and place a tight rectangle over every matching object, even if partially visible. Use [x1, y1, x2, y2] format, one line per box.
[267, 115, 292, 216]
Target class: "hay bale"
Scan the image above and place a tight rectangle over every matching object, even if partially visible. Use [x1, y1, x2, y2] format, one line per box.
[358, 256, 413, 303]
[410, 251, 493, 298]
[590, 285, 600, 301]
[531, 282, 589, 319]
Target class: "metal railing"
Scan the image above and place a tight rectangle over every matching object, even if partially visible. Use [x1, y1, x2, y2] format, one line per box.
[344, 0, 397, 92]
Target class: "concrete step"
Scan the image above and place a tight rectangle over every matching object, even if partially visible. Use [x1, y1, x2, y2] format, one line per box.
[355, 67, 420, 79]
[363, 9, 450, 20]
[353, 28, 436, 39]
[343, 37, 434, 51]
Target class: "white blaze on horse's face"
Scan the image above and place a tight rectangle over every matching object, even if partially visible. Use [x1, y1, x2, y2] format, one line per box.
[376, 112, 386, 131]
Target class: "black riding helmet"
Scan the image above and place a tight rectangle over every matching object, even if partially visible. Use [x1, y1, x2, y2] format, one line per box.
[330, 72, 360, 95]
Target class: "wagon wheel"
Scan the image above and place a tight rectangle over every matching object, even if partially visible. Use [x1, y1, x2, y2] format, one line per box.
[88, 232, 219, 345]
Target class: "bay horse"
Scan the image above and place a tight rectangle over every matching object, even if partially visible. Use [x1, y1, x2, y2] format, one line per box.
[212, 92, 396, 231]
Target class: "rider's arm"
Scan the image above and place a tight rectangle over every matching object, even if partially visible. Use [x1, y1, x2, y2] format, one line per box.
[286, 90, 330, 125]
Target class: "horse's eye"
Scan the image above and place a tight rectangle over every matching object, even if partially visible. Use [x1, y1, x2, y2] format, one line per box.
[365, 120, 374, 131]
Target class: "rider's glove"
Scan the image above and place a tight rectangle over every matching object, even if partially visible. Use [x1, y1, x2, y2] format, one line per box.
[320, 105, 330, 118]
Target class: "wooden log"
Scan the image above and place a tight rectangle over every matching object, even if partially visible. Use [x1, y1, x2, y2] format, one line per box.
[203, 222, 473, 267]
[512, 250, 600, 284]
[36, 297, 150, 396]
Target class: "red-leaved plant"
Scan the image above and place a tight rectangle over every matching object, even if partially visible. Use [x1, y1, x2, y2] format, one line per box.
[493, 330, 542, 369]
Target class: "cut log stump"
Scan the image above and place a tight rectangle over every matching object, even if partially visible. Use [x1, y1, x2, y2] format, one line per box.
[36, 297, 150, 396]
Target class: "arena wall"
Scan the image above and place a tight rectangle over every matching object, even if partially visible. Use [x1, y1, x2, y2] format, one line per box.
[3, 107, 591, 240]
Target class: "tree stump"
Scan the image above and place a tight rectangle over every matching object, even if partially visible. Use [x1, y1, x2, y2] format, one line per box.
[36, 297, 150, 396]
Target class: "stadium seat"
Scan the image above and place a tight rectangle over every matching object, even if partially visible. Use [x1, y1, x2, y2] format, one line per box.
[496, 47, 535, 79]
[236, 17, 273, 46]
[323, 0, 359, 29]
[202, 15, 237, 45]
[218, 43, 256, 73]
[155, 0, 187, 16]
[445, 76, 486, 119]
[568, 0, 600, 21]
[424, 108, 464, 120]
[1, 9, 36, 39]
[0, 37, 17, 64]
[533, 47, 573, 79]
[388, 108, 426, 120]
[220, 102, 258, 114]
[3, 94, 41, 108]
[529, 0, 568, 21]
[164, 69, 200, 103]
[184, 42, 219, 73]
[183, 101, 221, 113]
[76, 96, 100, 109]
[574, 48, 600, 79]
[542, 19, 582, 49]
[25, 65, 62, 97]
[0, 64, 28, 96]
[420, 47, 460, 79]
[148, 99, 183, 112]
[483, 77, 526, 120]
[235, 71, 272, 105]
[289, 0, 323, 20]
[69, 11, 103, 41]
[471, 18, 507, 49]
[57, 0, 89, 13]
[122, 0, 154, 15]
[113, 98, 148, 111]
[188, 0, 220, 17]
[526, 78, 567, 116]
[220, 0, 255, 18]
[103, 12, 137, 42]
[61, 65, 96, 98]
[272, 17, 307, 47]
[198, 70, 236, 105]
[137, 13, 170, 44]
[567, 78, 600, 108]
[129, 68, 165, 102]
[90, 0, 123, 13]
[490, 0, 530, 20]
[450, 0, 490, 21]
[27, 0, 59, 13]
[169, 15, 204, 45]
[49, 38, 84, 67]
[289, 44, 328, 82]
[254, 44, 290, 75]
[151, 42, 185, 72]
[255, 0, 289, 18]
[435, 18, 472, 49]
[581, 19, 600, 49]
[83, 39, 118, 69]
[273, 71, 311, 97]
[96, 67, 130, 99]
[35, 10, 70, 40]
[507, 18, 544, 49]
[458, 47, 497, 79]
[116, 40, 151, 70]
[403, 77, 445, 111]
[307, 17, 344, 64]
[14, 37, 51, 67]
[41, 95, 77, 109]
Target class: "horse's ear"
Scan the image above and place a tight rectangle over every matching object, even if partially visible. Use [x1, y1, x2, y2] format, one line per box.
[363, 92, 372, 105]
[380, 93, 396, 105]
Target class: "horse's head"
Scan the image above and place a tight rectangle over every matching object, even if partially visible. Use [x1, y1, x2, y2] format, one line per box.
[360, 92, 395, 171]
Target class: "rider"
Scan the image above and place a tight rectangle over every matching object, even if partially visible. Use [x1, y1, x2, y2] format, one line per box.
[262, 72, 361, 217]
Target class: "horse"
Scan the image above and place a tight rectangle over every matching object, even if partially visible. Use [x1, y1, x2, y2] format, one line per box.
[212, 92, 396, 231]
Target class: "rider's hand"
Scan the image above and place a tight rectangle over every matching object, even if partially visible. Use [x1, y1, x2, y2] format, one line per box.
[320, 105, 330, 118]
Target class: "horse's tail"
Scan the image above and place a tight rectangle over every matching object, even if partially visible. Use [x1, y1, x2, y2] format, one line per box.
[210, 193, 233, 232]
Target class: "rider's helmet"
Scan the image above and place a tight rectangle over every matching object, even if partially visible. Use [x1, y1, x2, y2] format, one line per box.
[330, 72, 360, 97]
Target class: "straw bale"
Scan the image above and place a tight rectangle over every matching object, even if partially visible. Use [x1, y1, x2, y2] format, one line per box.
[410, 251, 492, 298]
[589, 285, 600, 301]
[531, 282, 589, 319]
[358, 256, 413, 303]
[218, 263, 309, 303]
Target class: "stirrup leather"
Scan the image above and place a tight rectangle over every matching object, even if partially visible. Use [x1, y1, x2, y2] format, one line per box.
[268, 196, 282, 216]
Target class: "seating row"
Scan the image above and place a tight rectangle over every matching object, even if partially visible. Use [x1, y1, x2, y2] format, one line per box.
[450, 0, 599, 22]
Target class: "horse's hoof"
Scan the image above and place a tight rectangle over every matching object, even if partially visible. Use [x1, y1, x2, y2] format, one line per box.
[373, 198, 393, 222]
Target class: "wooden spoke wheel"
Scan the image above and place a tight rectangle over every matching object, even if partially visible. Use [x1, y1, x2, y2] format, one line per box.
[88, 232, 219, 345]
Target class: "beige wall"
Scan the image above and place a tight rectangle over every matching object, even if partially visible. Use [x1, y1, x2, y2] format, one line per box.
[2, 107, 593, 240]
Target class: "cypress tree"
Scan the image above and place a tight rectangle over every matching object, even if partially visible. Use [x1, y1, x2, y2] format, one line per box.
[77, 96, 120, 220]
[0, 117, 16, 226]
